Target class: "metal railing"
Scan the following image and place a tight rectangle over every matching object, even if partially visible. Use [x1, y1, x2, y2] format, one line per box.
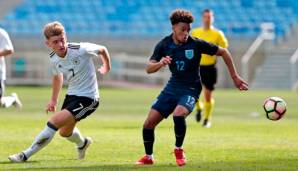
[109, 53, 169, 85]
[290, 48, 298, 90]
[241, 23, 275, 82]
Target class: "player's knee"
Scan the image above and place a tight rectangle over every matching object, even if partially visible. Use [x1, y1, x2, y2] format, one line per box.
[173, 108, 189, 117]
[173, 112, 188, 117]
[59, 129, 72, 137]
[48, 116, 62, 129]
[143, 120, 157, 129]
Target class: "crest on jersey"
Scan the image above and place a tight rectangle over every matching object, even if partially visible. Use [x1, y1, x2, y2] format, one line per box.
[185, 49, 194, 59]
[72, 58, 80, 65]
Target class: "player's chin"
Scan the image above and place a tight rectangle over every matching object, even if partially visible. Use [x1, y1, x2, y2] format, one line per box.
[180, 39, 187, 43]
[58, 48, 66, 53]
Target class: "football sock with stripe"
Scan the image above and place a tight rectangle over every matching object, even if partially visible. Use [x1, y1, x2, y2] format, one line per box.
[66, 127, 85, 148]
[23, 122, 58, 159]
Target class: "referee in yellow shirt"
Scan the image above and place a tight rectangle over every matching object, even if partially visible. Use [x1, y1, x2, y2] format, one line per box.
[191, 9, 228, 128]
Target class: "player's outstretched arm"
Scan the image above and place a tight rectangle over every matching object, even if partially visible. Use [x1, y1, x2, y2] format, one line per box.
[97, 46, 111, 75]
[46, 74, 63, 113]
[146, 56, 172, 74]
[216, 47, 248, 91]
[0, 49, 14, 57]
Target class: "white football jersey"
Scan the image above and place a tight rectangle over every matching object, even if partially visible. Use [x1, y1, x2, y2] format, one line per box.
[49, 42, 103, 99]
[0, 28, 14, 80]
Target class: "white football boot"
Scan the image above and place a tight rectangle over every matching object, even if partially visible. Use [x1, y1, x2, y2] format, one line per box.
[77, 137, 93, 160]
[8, 152, 27, 163]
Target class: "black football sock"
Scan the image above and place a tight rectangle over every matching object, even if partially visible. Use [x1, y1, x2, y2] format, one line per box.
[143, 128, 154, 155]
[173, 116, 186, 148]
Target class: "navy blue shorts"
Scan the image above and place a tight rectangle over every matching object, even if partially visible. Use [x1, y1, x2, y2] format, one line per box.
[151, 91, 197, 118]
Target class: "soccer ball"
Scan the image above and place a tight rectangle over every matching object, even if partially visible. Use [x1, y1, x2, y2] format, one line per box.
[263, 97, 287, 121]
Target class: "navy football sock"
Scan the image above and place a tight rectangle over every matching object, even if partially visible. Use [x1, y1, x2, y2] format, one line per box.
[143, 128, 154, 155]
[173, 116, 186, 148]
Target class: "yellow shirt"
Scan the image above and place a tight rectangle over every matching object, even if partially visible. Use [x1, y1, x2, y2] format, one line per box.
[191, 27, 228, 66]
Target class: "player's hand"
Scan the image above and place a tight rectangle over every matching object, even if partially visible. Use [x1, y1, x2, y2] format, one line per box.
[98, 65, 109, 75]
[46, 100, 57, 114]
[159, 56, 172, 66]
[232, 75, 248, 91]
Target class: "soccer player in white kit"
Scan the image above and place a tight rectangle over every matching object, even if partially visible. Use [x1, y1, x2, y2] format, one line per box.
[9, 21, 111, 162]
[0, 27, 22, 109]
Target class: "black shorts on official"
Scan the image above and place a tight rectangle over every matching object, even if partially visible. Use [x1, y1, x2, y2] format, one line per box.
[200, 65, 217, 91]
[61, 95, 99, 121]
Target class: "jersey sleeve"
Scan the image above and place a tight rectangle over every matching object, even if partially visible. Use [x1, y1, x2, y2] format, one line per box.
[196, 39, 219, 56]
[217, 31, 229, 48]
[0, 30, 13, 51]
[149, 40, 164, 61]
[80, 42, 105, 57]
[49, 62, 61, 76]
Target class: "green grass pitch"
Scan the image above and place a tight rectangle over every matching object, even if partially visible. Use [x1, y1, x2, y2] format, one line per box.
[0, 86, 298, 171]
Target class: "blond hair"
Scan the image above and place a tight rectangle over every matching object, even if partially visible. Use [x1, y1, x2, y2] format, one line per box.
[43, 21, 65, 39]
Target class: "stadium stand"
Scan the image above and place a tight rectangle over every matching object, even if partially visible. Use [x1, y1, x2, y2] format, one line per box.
[0, 0, 298, 89]
[252, 50, 293, 89]
[0, 0, 297, 38]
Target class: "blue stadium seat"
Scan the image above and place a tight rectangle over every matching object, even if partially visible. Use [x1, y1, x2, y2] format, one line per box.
[0, 0, 297, 38]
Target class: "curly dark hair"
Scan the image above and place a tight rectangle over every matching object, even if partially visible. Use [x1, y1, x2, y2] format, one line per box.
[170, 9, 194, 25]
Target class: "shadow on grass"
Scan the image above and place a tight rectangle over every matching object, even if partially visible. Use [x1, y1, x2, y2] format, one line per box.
[0, 160, 38, 164]
[2, 158, 298, 171]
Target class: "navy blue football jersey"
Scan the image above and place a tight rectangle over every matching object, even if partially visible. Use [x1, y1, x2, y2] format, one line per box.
[150, 34, 218, 97]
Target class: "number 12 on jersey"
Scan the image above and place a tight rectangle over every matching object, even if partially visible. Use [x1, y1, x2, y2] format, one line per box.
[175, 61, 185, 71]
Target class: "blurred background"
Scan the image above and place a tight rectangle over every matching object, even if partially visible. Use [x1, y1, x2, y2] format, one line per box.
[0, 0, 298, 90]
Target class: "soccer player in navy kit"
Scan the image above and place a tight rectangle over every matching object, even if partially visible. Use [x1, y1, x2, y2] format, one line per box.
[9, 21, 111, 162]
[136, 9, 248, 166]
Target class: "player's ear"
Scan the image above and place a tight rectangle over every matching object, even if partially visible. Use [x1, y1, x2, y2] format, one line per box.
[172, 25, 177, 34]
[45, 40, 51, 48]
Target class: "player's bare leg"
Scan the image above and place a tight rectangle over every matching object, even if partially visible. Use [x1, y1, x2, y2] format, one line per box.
[136, 109, 163, 165]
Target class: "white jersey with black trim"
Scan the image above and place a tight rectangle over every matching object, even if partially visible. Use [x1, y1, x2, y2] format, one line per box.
[0, 28, 14, 80]
[49, 42, 103, 99]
